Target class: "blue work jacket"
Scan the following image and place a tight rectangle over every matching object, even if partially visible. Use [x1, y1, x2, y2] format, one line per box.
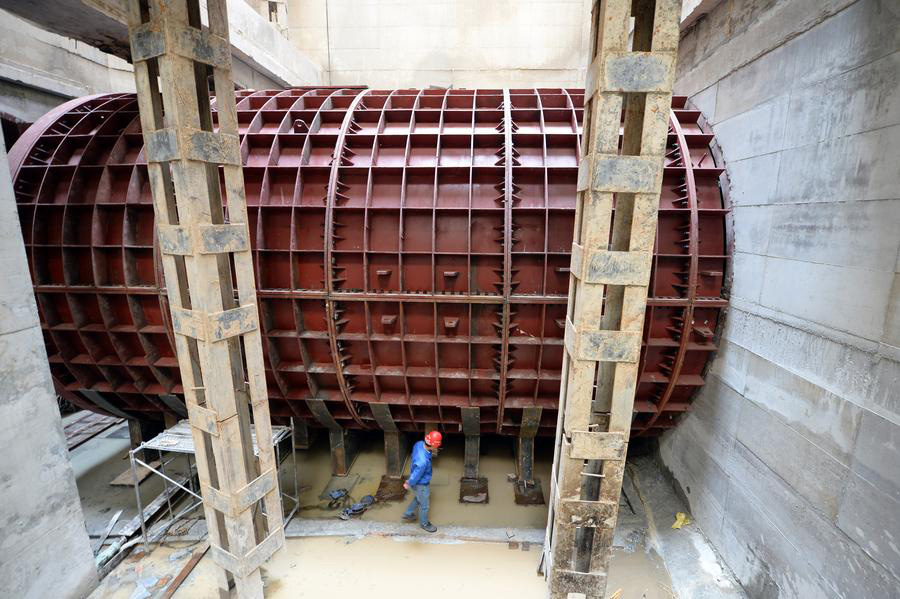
[407, 440, 433, 486]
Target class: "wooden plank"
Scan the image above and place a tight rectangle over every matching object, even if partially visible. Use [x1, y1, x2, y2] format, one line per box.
[110, 460, 161, 486]
[159, 542, 210, 599]
[569, 431, 626, 461]
[64, 413, 123, 450]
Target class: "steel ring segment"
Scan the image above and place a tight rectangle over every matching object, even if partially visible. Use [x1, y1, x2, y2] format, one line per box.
[253, 88, 348, 429]
[324, 88, 373, 428]
[8, 89, 729, 437]
[636, 109, 701, 437]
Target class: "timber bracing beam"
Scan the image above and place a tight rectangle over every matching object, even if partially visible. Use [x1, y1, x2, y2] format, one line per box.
[125, 1, 285, 597]
[544, 1, 682, 597]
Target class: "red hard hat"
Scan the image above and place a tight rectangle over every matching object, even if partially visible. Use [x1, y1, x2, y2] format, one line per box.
[425, 430, 443, 448]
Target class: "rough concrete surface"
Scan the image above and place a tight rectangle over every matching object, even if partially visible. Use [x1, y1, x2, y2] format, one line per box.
[0, 0, 321, 127]
[286, 0, 594, 87]
[0, 0, 321, 88]
[0, 129, 98, 598]
[662, 1, 900, 598]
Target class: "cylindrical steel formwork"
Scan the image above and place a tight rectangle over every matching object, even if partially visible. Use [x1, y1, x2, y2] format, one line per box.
[9, 88, 729, 438]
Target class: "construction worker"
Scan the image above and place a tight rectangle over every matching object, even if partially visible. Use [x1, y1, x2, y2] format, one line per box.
[402, 430, 442, 532]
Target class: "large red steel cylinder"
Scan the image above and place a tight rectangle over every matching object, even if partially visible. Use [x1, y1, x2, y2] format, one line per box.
[8, 88, 729, 438]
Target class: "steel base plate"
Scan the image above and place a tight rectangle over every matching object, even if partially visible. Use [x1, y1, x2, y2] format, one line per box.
[375, 475, 408, 502]
[513, 478, 545, 505]
[459, 477, 489, 504]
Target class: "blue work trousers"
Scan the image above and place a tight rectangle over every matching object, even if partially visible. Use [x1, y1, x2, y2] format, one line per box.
[403, 483, 430, 525]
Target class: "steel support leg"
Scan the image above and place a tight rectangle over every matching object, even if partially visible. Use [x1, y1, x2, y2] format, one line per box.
[327, 429, 359, 477]
[307, 398, 359, 476]
[128, 419, 143, 452]
[459, 406, 488, 503]
[292, 418, 311, 450]
[371, 403, 408, 501]
[514, 406, 544, 505]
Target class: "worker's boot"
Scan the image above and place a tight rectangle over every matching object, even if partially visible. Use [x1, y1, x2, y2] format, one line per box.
[421, 521, 437, 533]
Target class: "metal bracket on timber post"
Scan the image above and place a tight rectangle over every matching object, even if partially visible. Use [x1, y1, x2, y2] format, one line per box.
[126, 1, 285, 597]
[544, 1, 681, 598]
[514, 406, 544, 505]
[371, 403, 408, 501]
[459, 407, 488, 504]
[306, 399, 359, 477]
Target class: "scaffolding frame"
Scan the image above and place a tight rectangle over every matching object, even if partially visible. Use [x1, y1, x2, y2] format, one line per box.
[129, 421, 300, 552]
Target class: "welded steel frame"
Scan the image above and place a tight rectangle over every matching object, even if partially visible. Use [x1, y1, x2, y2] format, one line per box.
[545, 1, 683, 597]
[9, 86, 728, 442]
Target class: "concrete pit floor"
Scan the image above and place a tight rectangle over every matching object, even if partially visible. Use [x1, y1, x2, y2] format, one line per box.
[76, 418, 745, 598]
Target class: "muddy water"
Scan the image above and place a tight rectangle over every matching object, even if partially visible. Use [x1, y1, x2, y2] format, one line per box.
[85, 429, 679, 599]
[288, 432, 554, 529]
[90, 536, 677, 599]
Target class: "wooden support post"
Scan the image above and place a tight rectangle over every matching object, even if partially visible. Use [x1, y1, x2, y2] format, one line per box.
[125, 1, 285, 597]
[459, 406, 488, 504]
[544, 1, 682, 597]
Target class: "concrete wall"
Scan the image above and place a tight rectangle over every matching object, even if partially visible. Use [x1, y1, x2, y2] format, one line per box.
[0, 8, 134, 123]
[659, 1, 900, 598]
[0, 1, 320, 129]
[286, 0, 594, 88]
[0, 131, 98, 597]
